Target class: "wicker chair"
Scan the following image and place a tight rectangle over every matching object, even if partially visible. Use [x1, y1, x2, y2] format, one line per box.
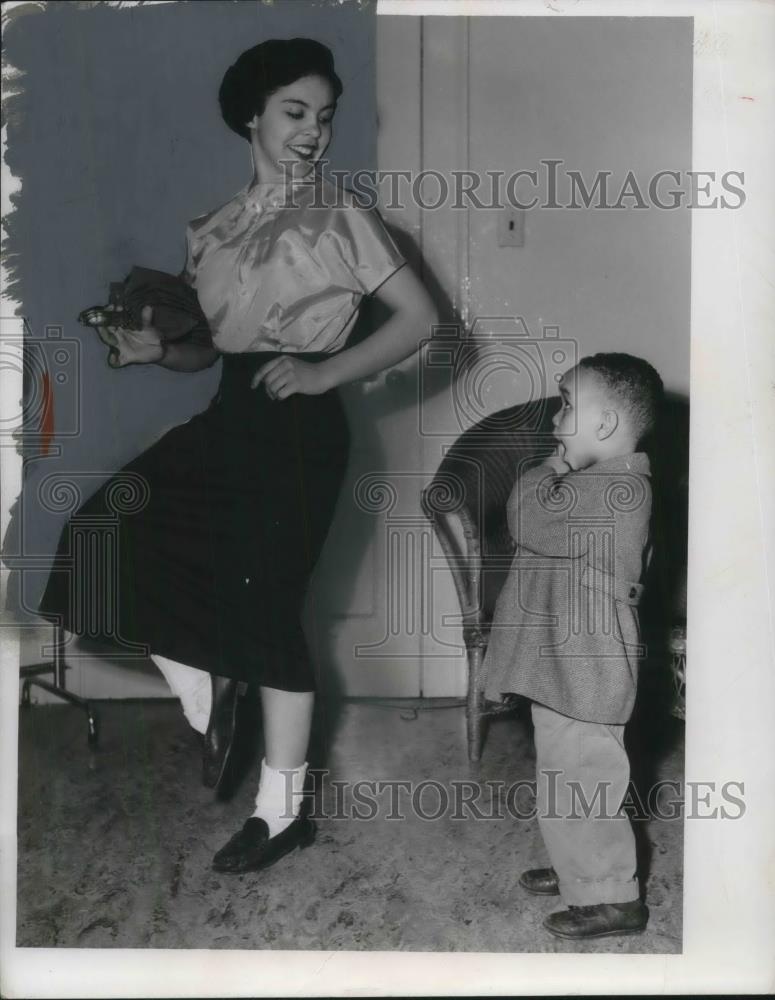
[421, 397, 559, 762]
[421, 394, 689, 762]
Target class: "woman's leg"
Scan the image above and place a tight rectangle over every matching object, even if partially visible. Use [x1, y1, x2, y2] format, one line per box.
[151, 653, 212, 735]
[260, 686, 314, 768]
[251, 686, 314, 837]
[211, 684, 317, 872]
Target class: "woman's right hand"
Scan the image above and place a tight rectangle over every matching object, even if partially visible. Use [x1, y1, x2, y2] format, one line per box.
[96, 305, 165, 367]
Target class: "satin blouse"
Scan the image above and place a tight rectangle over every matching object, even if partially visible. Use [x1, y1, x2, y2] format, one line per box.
[182, 174, 406, 355]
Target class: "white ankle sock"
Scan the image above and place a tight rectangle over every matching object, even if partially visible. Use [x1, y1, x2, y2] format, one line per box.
[151, 654, 211, 734]
[252, 758, 308, 837]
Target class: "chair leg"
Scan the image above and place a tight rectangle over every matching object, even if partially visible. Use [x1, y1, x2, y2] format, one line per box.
[19, 624, 100, 745]
[466, 645, 485, 763]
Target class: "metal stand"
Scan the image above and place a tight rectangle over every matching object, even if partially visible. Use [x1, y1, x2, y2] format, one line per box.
[20, 624, 99, 745]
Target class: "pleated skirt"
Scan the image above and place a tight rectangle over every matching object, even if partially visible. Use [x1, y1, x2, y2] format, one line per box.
[38, 352, 351, 691]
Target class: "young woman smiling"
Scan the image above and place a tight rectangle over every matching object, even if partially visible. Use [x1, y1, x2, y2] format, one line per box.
[40, 39, 436, 874]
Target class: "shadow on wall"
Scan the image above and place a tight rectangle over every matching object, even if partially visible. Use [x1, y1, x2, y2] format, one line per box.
[341, 221, 462, 411]
[628, 390, 689, 888]
[305, 222, 458, 707]
[639, 391, 690, 689]
[1, 0, 379, 621]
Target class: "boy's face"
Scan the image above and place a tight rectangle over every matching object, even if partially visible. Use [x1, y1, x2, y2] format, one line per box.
[552, 367, 611, 469]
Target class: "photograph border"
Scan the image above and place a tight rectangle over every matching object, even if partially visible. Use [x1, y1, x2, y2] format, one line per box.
[1, 0, 773, 995]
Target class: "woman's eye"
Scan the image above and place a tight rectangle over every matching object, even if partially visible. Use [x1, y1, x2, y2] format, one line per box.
[287, 110, 304, 120]
[319, 116, 333, 126]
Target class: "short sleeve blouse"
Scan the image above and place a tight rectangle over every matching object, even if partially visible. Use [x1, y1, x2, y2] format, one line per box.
[182, 175, 405, 355]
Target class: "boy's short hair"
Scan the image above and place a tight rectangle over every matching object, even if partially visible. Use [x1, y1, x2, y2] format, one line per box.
[577, 353, 664, 444]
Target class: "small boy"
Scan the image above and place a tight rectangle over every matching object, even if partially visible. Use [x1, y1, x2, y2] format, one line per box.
[483, 352, 663, 940]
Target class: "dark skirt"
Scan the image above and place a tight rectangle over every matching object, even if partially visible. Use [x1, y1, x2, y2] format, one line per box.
[38, 352, 351, 691]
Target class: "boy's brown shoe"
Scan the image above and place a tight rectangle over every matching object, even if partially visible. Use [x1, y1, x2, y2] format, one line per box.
[519, 867, 560, 895]
[544, 900, 648, 939]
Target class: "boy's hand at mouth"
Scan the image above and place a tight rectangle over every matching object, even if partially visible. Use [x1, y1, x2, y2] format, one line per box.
[544, 444, 572, 475]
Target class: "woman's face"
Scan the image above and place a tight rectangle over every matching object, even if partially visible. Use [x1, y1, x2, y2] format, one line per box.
[246, 74, 336, 182]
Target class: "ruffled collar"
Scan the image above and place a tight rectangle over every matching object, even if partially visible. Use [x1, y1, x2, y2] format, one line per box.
[189, 171, 331, 241]
[239, 171, 321, 212]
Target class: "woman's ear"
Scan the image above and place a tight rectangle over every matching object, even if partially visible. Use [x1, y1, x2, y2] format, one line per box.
[244, 114, 259, 132]
[598, 408, 619, 440]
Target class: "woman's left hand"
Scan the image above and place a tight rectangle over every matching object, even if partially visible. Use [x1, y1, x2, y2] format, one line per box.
[250, 356, 332, 400]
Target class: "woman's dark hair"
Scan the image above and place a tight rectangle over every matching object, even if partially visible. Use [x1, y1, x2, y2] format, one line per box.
[219, 38, 343, 141]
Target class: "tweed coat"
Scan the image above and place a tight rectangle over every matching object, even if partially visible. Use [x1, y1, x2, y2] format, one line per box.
[482, 452, 652, 724]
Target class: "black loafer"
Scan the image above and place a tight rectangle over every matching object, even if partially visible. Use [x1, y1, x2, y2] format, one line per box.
[212, 814, 316, 874]
[202, 675, 239, 790]
[211, 688, 261, 801]
[519, 867, 560, 896]
[544, 900, 649, 939]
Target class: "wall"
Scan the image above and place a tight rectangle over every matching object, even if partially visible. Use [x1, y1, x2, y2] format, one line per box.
[4, 0, 379, 697]
[466, 16, 692, 399]
[378, 15, 693, 697]
[6, 10, 693, 701]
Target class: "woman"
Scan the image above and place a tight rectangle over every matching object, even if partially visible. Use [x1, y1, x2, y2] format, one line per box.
[39, 38, 436, 874]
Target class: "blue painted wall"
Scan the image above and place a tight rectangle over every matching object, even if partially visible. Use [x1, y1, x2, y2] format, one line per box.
[4, 0, 377, 613]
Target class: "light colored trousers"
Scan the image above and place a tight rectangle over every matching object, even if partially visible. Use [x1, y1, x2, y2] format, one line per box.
[532, 702, 640, 906]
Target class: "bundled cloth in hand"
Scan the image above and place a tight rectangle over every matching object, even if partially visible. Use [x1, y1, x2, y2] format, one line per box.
[79, 267, 212, 346]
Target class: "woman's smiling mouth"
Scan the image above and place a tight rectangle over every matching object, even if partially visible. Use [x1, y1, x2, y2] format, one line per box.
[288, 143, 316, 160]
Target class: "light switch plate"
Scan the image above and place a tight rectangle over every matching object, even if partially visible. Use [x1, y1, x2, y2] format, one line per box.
[497, 207, 525, 247]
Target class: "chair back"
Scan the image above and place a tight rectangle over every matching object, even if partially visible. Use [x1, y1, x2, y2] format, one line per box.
[421, 397, 558, 634]
[422, 393, 689, 644]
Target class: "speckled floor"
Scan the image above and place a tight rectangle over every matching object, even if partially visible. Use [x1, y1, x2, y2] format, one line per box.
[16, 696, 683, 952]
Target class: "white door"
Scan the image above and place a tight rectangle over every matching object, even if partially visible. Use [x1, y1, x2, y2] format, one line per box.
[321, 13, 692, 699]
[309, 16, 472, 699]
